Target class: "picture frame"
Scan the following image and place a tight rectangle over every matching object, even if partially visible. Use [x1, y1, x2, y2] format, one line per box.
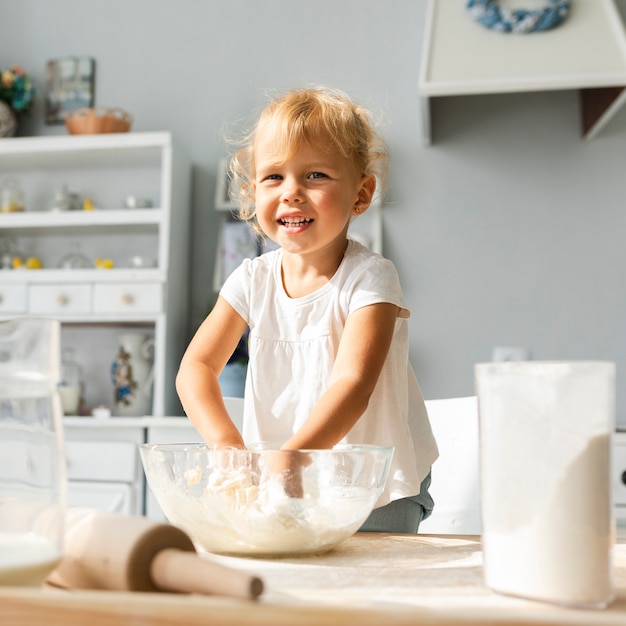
[214, 157, 241, 211]
[45, 57, 96, 124]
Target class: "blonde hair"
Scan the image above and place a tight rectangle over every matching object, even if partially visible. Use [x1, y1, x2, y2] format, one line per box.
[228, 86, 389, 234]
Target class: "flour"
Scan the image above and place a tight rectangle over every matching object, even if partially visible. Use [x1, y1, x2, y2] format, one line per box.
[158, 462, 376, 556]
[482, 433, 613, 607]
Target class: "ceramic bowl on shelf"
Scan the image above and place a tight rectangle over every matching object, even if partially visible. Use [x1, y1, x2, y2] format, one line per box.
[139, 443, 393, 557]
[65, 107, 132, 135]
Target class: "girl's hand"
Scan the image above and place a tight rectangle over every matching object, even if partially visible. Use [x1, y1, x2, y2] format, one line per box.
[208, 447, 260, 492]
[264, 449, 312, 498]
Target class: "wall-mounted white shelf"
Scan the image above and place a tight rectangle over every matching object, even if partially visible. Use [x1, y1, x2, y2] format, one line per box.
[419, 0, 626, 143]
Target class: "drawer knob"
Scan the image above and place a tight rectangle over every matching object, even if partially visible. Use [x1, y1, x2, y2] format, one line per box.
[622, 470, 626, 486]
[56, 293, 69, 306]
[121, 292, 134, 305]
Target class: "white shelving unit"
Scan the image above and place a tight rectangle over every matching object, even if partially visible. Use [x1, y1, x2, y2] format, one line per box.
[0, 131, 191, 416]
[419, 0, 626, 143]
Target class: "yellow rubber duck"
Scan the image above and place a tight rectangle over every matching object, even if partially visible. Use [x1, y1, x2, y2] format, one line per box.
[25, 257, 43, 269]
[95, 258, 114, 269]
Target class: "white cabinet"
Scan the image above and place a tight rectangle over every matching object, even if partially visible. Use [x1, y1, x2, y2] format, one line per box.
[0, 132, 191, 416]
[64, 419, 145, 515]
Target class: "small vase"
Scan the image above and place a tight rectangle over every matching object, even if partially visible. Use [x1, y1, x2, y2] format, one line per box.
[59, 347, 83, 415]
[111, 334, 155, 417]
[0, 101, 17, 138]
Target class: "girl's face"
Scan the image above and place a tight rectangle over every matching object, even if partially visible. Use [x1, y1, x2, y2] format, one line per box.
[253, 128, 374, 258]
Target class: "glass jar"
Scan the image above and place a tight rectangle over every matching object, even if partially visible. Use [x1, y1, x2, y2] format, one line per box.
[0, 237, 24, 270]
[1, 177, 25, 213]
[51, 185, 81, 212]
[475, 361, 615, 608]
[51, 185, 70, 212]
[57, 243, 91, 269]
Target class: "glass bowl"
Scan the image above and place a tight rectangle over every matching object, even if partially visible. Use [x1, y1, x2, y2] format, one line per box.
[139, 443, 393, 557]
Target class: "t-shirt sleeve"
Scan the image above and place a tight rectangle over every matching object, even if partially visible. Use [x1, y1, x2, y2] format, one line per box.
[219, 258, 252, 324]
[347, 256, 410, 319]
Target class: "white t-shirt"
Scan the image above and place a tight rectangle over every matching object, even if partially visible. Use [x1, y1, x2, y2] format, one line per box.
[220, 239, 439, 507]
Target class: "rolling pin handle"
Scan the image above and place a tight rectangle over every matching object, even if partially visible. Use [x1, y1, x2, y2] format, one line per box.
[150, 548, 263, 600]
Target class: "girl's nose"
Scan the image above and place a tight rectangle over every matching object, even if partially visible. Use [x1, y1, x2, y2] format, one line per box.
[280, 177, 303, 203]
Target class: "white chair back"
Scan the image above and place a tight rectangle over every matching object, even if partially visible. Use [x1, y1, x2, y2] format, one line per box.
[418, 396, 481, 535]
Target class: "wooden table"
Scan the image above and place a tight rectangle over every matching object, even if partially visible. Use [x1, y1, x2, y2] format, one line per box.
[1, 534, 625, 626]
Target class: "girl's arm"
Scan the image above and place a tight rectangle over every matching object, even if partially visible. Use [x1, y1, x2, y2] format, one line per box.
[176, 296, 248, 448]
[281, 301, 399, 451]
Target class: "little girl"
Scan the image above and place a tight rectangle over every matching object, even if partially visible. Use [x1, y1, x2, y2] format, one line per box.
[176, 86, 438, 532]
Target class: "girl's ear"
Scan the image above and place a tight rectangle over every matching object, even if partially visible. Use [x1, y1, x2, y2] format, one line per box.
[353, 174, 377, 215]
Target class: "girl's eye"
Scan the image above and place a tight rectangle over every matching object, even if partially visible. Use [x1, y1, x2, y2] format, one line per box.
[264, 174, 282, 181]
[308, 171, 327, 179]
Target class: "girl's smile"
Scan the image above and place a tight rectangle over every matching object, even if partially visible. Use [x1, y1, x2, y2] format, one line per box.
[277, 216, 315, 231]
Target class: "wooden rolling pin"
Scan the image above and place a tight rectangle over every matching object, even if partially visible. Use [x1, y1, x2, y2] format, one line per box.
[46, 508, 263, 600]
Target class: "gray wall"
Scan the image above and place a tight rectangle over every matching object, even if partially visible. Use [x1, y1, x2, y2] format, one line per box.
[2, 0, 626, 425]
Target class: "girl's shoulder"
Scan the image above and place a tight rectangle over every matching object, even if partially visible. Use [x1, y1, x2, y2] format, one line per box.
[340, 239, 408, 315]
[221, 248, 280, 300]
[238, 246, 281, 276]
[342, 238, 398, 275]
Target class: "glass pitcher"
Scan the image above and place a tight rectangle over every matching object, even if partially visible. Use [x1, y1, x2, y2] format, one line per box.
[0, 318, 66, 586]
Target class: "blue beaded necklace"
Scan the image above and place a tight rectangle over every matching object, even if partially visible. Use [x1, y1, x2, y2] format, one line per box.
[466, 0, 572, 33]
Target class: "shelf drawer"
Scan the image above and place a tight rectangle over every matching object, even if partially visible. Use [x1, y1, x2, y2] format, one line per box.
[65, 440, 138, 481]
[29, 283, 92, 314]
[93, 282, 162, 314]
[0, 283, 27, 313]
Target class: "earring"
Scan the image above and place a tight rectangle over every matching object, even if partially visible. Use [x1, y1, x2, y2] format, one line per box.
[354, 206, 361, 213]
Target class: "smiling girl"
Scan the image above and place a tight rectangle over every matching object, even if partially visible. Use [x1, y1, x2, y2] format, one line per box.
[176, 86, 438, 532]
